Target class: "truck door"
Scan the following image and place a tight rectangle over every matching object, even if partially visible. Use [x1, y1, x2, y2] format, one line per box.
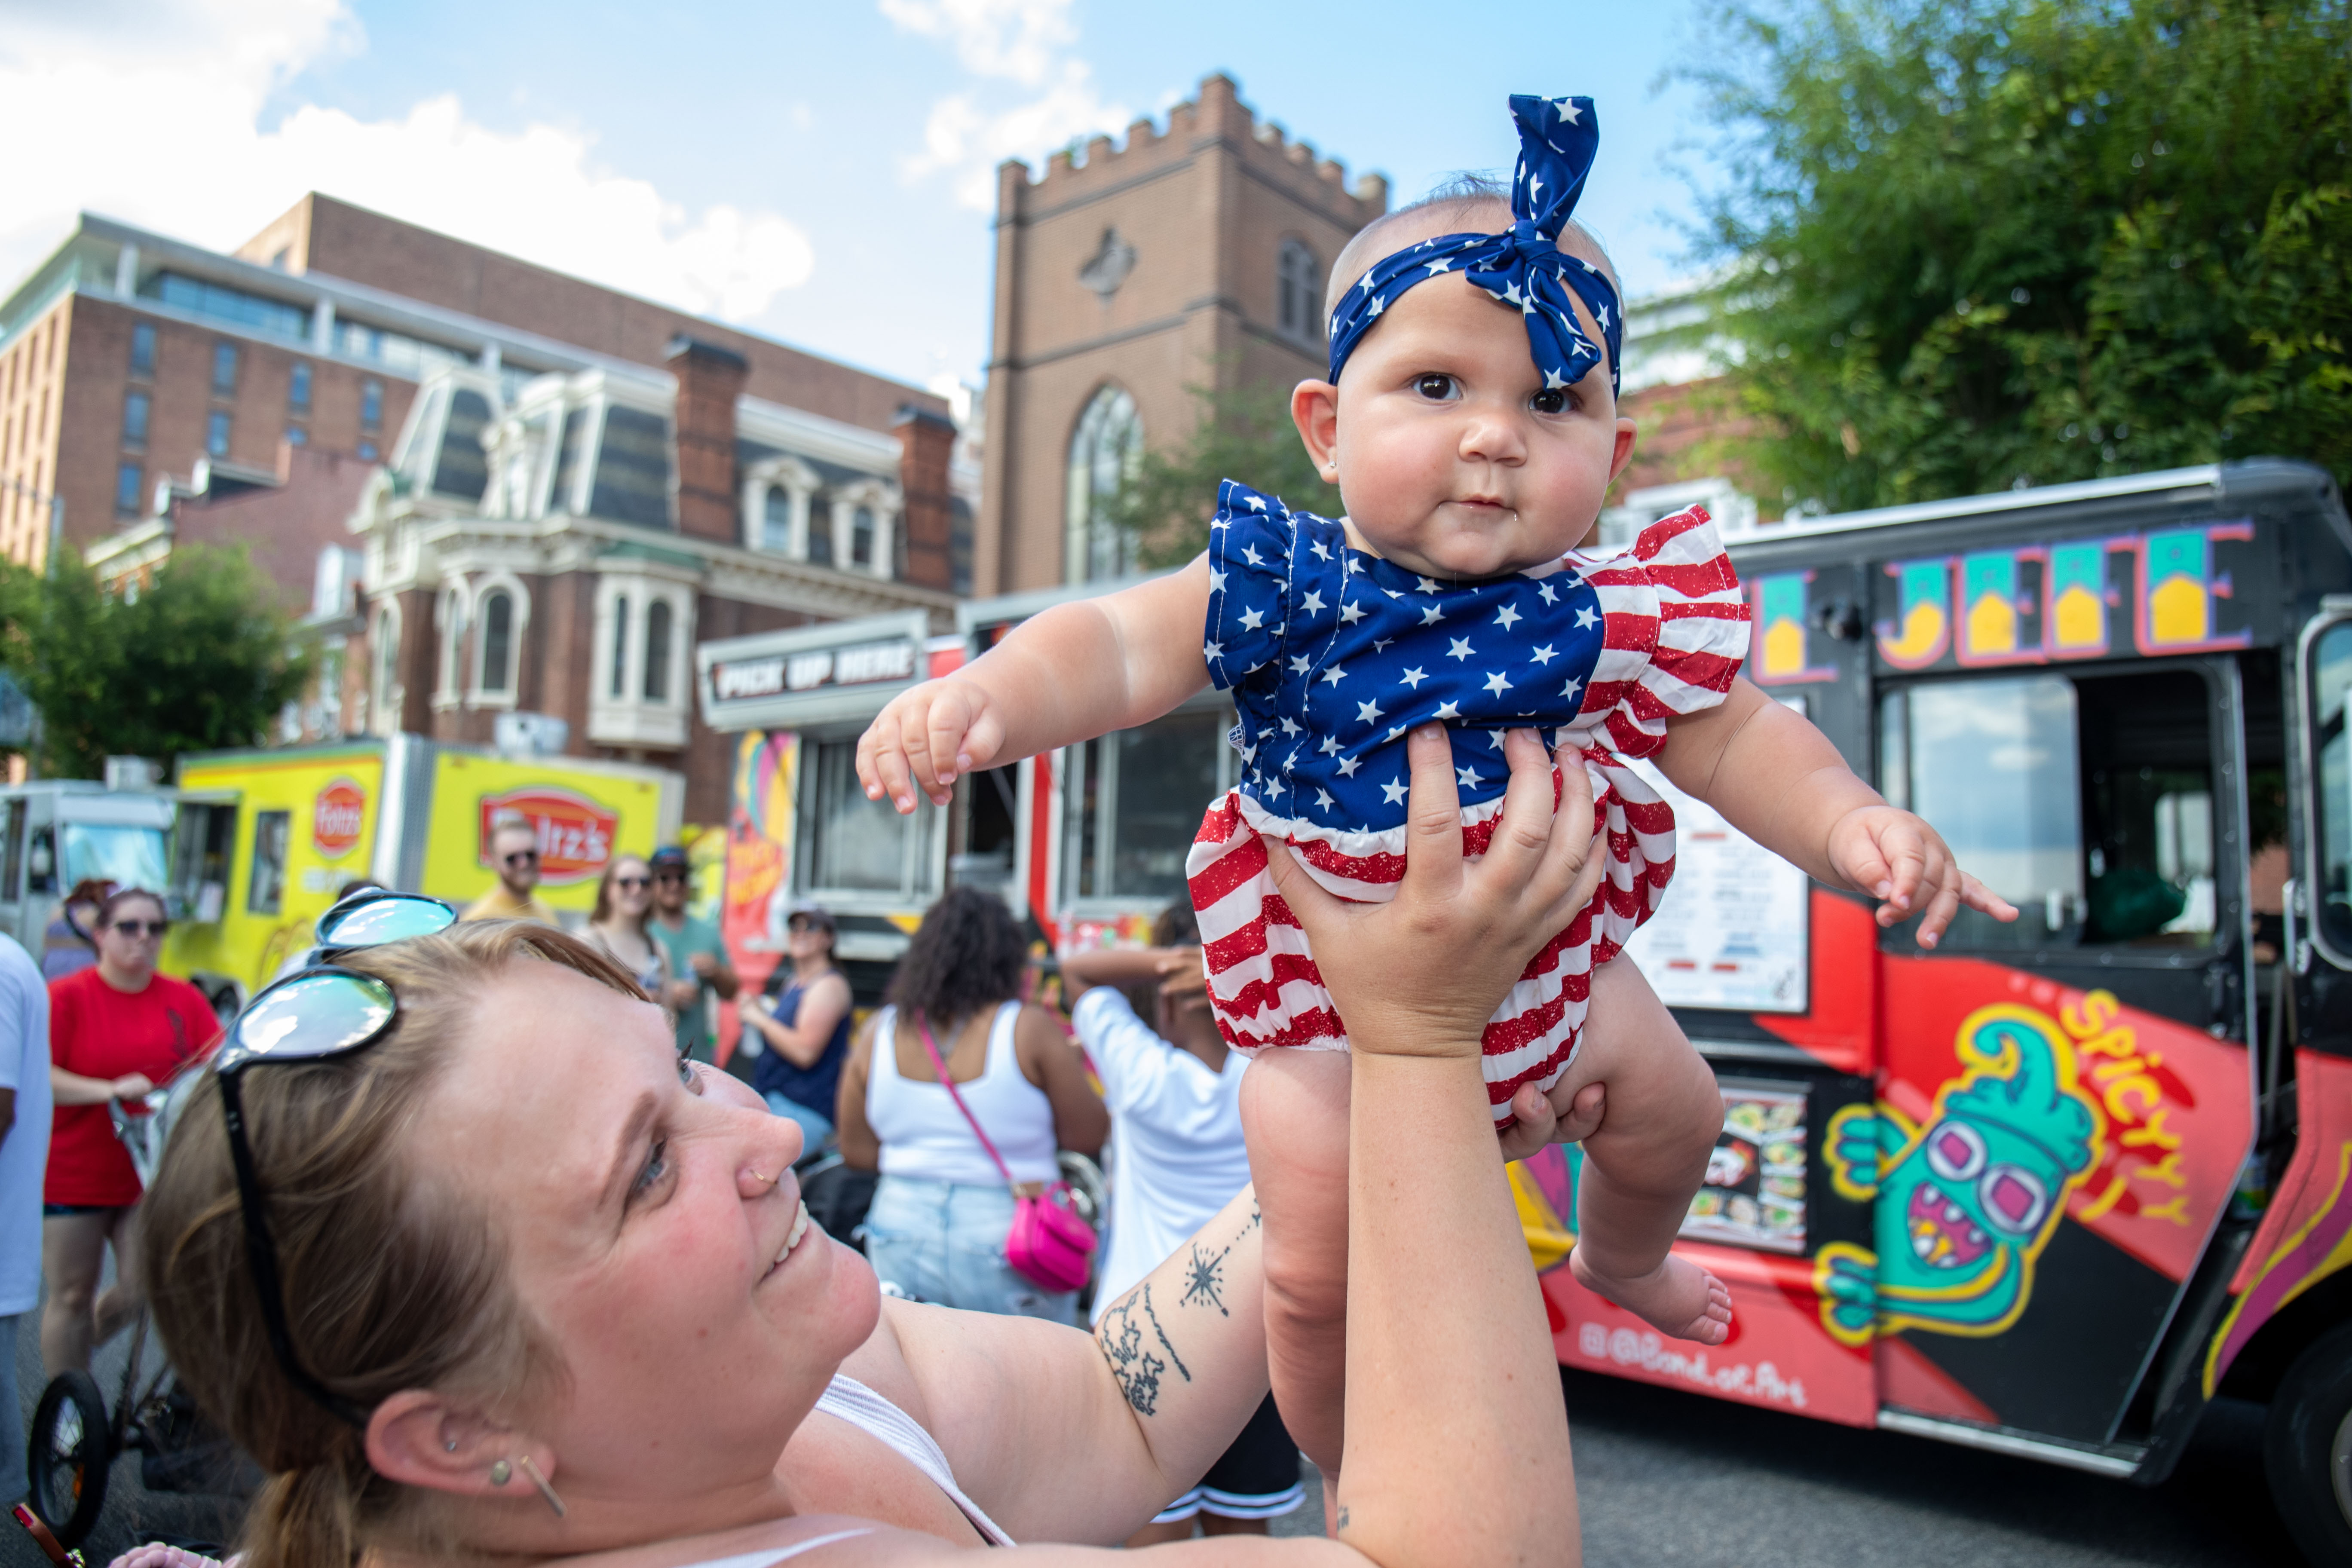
[1864, 655, 2258, 1448]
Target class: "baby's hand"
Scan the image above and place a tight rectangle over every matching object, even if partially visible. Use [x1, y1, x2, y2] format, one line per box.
[856, 677, 1004, 813]
[1497, 1080, 1607, 1163]
[1827, 805, 2018, 948]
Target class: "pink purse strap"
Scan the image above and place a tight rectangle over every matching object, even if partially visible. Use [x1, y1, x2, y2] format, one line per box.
[914, 1011, 1020, 1192]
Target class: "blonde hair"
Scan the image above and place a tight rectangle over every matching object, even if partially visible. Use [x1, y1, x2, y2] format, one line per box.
[143, 920, 641, 1568]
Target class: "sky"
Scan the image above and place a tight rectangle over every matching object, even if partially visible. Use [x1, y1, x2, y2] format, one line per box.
[0, 0, 1730, 401]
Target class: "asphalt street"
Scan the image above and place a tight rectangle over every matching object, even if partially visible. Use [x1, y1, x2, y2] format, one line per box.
[0, 1334, 2311, 1565]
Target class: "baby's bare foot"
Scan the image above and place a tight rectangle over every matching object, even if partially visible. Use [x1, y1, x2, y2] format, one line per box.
[1570, 1248, 1733, 1344]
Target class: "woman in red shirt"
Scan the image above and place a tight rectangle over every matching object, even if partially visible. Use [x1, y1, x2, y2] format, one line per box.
[42, 888, 219, 1375]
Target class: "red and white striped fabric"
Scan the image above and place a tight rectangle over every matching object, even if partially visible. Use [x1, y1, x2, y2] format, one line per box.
[1185, 507, 1749, 1125]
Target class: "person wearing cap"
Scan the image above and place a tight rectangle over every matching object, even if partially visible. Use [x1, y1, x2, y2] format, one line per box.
[40, 879, 114, 982]
[740, 903, 851, 1150]
[647, 845, 738, 1064]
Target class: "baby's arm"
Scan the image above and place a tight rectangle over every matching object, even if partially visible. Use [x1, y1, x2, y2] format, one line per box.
[858, 557, 1214, 812]
[1658, 677, 2018, 945]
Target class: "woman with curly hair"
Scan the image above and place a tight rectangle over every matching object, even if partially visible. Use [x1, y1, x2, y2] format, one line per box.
[836, 886, 1106, 1323]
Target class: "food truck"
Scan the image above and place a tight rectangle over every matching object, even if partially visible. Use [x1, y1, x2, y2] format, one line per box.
[696, 460, 2351, 1558]
[0, 780, 177, 962]
[163, 735, 683, 1012]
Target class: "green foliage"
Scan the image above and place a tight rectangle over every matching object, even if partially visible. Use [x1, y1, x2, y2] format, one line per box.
[1683, 0, 2352, 513]
[1110, 376, 1343, 567]
[0, 547, 315, 778]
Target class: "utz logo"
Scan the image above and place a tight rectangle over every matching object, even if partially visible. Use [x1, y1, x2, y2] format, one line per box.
[478, 787, 616, 887]
[312, 777, 367, 859]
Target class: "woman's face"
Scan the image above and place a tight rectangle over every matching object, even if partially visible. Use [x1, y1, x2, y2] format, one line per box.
[606, 858, 655, 922]
[407, 963, 879, 1496]
[785, 919, 832, 965]
[96, 897, 165, 980]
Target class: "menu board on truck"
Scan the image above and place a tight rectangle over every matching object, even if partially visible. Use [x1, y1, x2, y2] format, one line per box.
[1617, 757, 1809, 1014]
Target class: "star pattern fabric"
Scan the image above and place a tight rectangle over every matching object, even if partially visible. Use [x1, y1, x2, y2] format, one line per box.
[1326, 94, 1624, 399]
[1186, 479, 1752, 1125]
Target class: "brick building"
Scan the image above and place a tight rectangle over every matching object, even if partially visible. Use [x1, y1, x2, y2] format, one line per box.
[976, 73, 1387, 595]
[0, 198, 968, 821]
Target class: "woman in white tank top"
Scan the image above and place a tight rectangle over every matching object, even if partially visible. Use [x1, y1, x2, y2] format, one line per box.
[837, 888, 1106, 1323]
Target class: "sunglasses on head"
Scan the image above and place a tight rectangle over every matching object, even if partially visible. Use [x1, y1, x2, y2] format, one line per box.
[214, 889, 462, 1427]
[109, 918, 169, 939]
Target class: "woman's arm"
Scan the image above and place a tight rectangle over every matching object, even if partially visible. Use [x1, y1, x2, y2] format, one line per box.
[859, 557, 1215, 812]
[746, 973, 852, 1069]
[1057, 946, 1192, 1001]
[1015, 1004, 1107, 1159]
[52, 1066, 149, 1106]
[834, 1022, 882, 1170]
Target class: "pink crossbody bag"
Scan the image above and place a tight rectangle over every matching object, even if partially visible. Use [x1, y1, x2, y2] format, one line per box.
[914, 1012, 1097, 1294]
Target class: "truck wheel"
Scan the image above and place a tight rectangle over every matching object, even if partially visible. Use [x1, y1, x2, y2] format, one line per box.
[28, 1369, 110, 1547]
[2266, 1320, 2352, 1565]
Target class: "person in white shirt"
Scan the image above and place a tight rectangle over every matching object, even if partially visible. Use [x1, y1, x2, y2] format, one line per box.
[0, 932, 52, 1504]
[1062, 903, 1301, 1544]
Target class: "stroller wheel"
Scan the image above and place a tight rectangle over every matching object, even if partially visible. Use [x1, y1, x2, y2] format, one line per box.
[28, 1369, 109, 1547]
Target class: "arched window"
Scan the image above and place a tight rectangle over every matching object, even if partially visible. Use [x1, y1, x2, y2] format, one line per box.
[762, 486, 791, 553]
[1278, 239, 1321, 343]
[644, 600, 674, 703]
[610, 596, 631, 698]
[806, 496, 834, 566]
[1065, 385, 1142, 584]
[478, 590, 514, 694]
[852, 506, 876, 568]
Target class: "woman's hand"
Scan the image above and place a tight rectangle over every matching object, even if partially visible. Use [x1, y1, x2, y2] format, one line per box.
[1262, 725, 1604, 1055]
[111, 1073, 155, 1101]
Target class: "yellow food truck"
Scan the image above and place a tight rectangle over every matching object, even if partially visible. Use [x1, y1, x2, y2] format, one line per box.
[164, 735, 684, 1013]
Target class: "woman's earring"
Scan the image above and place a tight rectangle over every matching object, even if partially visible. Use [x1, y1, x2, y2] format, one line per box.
[517, 1453, 568, 1519]
[444, 1438, 459, 1453]
[488, 1459, 512, 1487]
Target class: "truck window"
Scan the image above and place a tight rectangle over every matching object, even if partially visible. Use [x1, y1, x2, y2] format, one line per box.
[1063, 708, 1231, 907]
[0, 801, 22, 902]
[798, 738, 939, 901]
[25, 827, 54, 896]
[60, 824, 170, 897]
[248, 810, 292, 916]
[172, 803, 236, 922]
[1879, 668, 2216, 949]
[2310, 620, 2352, 952]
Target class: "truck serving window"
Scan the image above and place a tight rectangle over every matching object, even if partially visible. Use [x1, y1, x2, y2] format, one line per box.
[1878, 668, 2216, 950]
[247, 810, 291, 916]
[2310, 621, 2352, 952]
[798, 737, 940, 903]
[1063, 709, 1231, 907]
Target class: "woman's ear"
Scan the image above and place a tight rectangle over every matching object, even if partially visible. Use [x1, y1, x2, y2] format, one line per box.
[1291, 379, 1341, 484]
[367, 1389, 523, 1498]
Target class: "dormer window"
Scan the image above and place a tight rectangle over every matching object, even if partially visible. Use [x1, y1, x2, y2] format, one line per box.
[591, 572, 692, 749]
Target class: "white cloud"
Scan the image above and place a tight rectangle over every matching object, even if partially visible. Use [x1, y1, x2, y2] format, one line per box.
[0, 0, 813, 323]
[882, 0, 1127, 211]
[876, 0, 1075, 86]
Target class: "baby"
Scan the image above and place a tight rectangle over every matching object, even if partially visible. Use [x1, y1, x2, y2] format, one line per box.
[860, 95, 2014, 1479]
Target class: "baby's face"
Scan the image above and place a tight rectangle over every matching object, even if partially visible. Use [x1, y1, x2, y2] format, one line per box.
[1323, 271, 1634, 580]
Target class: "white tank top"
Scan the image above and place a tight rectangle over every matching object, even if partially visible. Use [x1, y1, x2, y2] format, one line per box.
[866, 1001, 1060, 1187]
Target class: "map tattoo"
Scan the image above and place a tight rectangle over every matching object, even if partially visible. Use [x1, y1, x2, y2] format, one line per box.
[1096, 1283, 1191, 1416]
[1180, 1240, 1232, 1317]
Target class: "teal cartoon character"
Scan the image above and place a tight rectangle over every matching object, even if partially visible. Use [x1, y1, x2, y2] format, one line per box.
[1816, 1004, 2105, 1346]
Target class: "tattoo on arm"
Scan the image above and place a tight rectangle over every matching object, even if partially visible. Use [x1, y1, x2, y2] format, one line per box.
[1337, 1507, 1350, 1531]
[1179, 1240, 1231, 1317]
[1095, 1283, 1192, 1415]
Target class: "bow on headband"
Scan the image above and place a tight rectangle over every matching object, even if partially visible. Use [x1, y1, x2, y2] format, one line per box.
[1326, 94, 1623, 400]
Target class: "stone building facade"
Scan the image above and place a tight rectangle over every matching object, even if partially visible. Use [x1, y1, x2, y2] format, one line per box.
[976, 74, 1387, 596]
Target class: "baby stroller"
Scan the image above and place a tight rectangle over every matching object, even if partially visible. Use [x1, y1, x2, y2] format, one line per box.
[26, 1069, 252, 1548]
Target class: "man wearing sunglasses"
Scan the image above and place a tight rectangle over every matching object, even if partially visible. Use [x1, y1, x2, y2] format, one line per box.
[460, 820, 559, 928]
[646, 845, 738, 1066]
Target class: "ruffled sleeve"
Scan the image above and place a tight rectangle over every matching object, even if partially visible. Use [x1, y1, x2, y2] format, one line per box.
[1574, 505, 1751, 760]
[1203, 479, 1297, 692]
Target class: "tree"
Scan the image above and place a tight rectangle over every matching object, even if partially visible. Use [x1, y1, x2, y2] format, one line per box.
[0, 546, 316, 779]
[1683, 0, 2352, 514]
[1111, 376, 1342, 568]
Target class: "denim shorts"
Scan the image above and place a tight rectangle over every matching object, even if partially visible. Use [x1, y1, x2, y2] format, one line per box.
[864, 1173, 1078, 1325]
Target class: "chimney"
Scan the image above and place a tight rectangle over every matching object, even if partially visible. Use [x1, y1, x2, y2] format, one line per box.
[665, 336, 750, 544]
[894, 405, 957, 592]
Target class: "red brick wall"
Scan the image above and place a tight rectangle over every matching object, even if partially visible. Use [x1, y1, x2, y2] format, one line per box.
[895, 409, 956, 591]
[165, 442, 377, 610]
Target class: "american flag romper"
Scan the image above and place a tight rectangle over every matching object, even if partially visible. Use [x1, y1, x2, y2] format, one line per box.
[1187, 480, 1752, 1125]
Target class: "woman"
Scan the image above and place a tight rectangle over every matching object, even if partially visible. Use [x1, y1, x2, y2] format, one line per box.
[40, 877, 113, 982]
[742, 903, 854, 1150]
[45, 887, 218, 1375]
[1061, 902, 1298, 1544]
[835, 887, 1105, 1324]
[582, 854, 691, 1012]
[133, 725, 1604, 1568]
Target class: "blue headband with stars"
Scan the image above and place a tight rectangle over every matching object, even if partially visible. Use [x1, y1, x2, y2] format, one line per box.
[1326, 94, 1623, 400]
